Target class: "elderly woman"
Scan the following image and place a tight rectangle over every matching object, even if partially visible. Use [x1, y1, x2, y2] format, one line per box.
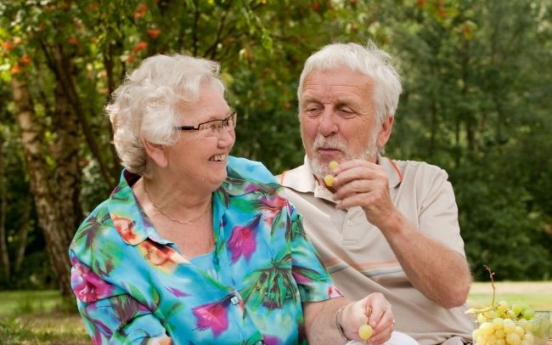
[69, 54, 396, 345]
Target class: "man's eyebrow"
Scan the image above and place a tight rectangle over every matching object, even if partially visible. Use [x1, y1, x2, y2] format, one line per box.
[335, 100, 355, 107]
[299, 93, 317, 101]
[299, 96, 321, 106]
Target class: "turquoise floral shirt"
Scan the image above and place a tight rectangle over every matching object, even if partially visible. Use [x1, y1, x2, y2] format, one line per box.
[69, 156, 341, 345]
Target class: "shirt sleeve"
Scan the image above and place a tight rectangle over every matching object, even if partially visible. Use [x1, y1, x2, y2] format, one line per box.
[69, 242, 171, 344]
[417, 166, 466, 256]
[69, 222, 170, 344]
[287, 201, 343, 302]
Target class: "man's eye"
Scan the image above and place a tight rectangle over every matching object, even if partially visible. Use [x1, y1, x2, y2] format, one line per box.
[305, 107, 322, 114]
[339, 108, 356, 117]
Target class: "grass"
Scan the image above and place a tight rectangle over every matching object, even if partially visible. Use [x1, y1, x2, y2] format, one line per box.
[1, 283, 551, 344]
[468, 281, 552, 311]
[0, 290, 88, 345]
[0, 290, 65, 318]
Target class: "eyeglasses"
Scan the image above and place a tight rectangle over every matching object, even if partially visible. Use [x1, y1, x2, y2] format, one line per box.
[175, 112, 237, 132]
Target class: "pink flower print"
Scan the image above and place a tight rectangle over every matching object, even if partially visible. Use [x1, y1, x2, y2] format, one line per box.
[192, 298, 232, 337]
[227, 214, 261, 263]
[166, 286, 189, 298]
[262, 334, 282, 345]
[71, 258, 114, 303]
[257, 194, 288, 225]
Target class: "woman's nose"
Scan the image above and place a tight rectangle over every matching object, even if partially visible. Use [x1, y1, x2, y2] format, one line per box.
[217, 127, 235, 147]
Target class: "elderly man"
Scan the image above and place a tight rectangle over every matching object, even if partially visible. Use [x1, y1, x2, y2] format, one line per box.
[278, 42, 474, 345]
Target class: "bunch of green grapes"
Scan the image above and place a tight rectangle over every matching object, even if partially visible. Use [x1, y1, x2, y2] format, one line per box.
[467, 267, 548, 345]
[468, 301, 540, 345]
[473, 301, 535, 323]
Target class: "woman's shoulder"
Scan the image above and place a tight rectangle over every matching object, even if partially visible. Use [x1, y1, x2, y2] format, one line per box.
[227, 156, 278, 184]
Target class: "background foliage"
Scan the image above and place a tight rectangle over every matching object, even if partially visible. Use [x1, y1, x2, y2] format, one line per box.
[0, 0, 551, 293]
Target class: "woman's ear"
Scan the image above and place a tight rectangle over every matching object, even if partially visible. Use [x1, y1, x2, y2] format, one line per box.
[142, 137, 168, 168]
[376, 116, 394, 148]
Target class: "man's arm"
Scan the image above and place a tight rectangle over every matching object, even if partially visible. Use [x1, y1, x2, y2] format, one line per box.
[377, 211, 472, 308]
[331, 159, 472, 308]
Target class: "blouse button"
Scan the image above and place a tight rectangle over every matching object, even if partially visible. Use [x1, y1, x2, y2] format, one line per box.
[230, 296, 239, 305]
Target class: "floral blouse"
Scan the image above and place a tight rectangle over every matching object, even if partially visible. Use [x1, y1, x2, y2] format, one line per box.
[69, 156, 341, 345]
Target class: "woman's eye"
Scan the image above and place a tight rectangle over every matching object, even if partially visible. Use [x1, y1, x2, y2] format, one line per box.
[203, 122, 217, 130]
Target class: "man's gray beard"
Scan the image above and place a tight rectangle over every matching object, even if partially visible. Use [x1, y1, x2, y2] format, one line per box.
[310, 136, 378, 179]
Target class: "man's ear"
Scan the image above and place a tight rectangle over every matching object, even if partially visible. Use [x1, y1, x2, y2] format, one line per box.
[377, 116, 394, 148]
[142, 137, 168, 168]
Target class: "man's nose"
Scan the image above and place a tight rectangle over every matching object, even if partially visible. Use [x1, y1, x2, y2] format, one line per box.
[318, 110, 338, 136]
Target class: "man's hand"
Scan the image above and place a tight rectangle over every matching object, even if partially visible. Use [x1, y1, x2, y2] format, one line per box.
[330, 159, 396, 230]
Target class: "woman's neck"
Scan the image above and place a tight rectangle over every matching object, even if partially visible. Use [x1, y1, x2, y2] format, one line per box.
[138, 178, 212, 225]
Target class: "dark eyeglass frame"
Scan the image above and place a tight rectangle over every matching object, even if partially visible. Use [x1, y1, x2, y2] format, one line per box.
[174, 112, 237, 131]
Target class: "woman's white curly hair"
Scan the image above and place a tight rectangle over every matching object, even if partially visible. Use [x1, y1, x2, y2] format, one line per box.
[106, 54, 225, 177]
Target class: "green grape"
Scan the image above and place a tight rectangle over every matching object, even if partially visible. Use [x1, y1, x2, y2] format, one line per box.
[473, 328, 482, 340]
[512, 303, 528, 317]
[497, 301, 509, 316]
[329, 160, 339, 170]
[479, 322, 495, 336]
[495, 329, 505, 339]
[323, 174, 335, 187]
[505, 332, 521, 345]
[522, 332, 535, 345]
[521, 308, 535, 320]
[516, 319, 529, 332]
[514, 325, 526, 338]
[520, 340, 532, 345]
[478, 313, 489, 323]
[503, 319, 516, 333]
[358, 324, 373, 340]
[504, 309, 516, 320]
[485, 333, 497, 344]
[484, 310, 499, 319]
[492, 317, 505, 328]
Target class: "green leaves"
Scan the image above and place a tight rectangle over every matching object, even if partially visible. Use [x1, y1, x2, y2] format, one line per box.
[0, 0, 551, 288]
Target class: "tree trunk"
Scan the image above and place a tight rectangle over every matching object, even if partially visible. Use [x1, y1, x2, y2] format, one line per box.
[41, 41, 118, 188]
[10, 76, 73, 296]
[0, 135, 10, 280]
[51, 47, 84, 234]
[14, 195, 32, 274]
